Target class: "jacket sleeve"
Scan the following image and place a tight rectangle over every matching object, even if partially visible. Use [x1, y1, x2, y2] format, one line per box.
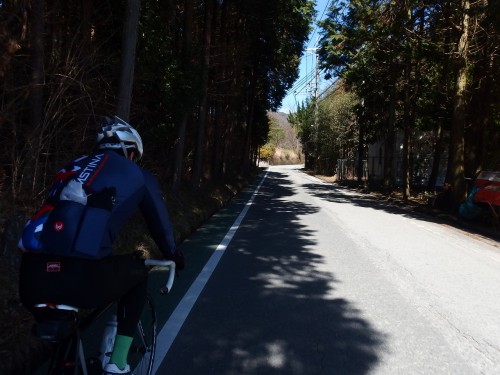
[139, 170, 176, 257]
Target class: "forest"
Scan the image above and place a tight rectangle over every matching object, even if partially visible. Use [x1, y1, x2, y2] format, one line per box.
[0, 2, 315, 372]
[289, 0, 499, 206]
[0, 0, 315, 216]
[2, 1, 498, 215]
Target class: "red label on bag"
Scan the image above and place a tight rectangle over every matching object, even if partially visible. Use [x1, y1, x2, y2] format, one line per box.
[53, 221, 64, 232]
[46, 262, 61, 272]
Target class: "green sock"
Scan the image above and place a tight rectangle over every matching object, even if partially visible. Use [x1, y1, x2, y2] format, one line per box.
[109, 335, 133, 370]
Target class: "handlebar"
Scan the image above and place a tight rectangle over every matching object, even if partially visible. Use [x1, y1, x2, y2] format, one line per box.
[144, 259, 176, 294]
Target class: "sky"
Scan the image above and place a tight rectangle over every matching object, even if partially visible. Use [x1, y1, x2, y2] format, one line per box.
[278, 0, 334, 114]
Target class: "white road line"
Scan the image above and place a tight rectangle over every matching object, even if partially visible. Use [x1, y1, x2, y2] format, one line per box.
[150, 170, 269, 374]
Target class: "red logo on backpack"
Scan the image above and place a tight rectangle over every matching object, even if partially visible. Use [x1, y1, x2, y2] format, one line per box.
[46, 262, 61, 272]
[53, 221, 64, 232]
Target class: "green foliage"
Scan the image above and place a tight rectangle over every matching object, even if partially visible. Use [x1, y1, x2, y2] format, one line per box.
[314, 0, 500, 186]
[317, 84, 359, 160]
[236, 0, 316, 110]
[288, 99, 316, 168]
[268, 119, 286, 147]
[289, 81, 358, 174]
[259, 144, 276, 161]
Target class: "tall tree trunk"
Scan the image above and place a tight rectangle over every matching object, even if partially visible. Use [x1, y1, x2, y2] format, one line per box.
[28, 0, 45, 195]
[383, 65, 397, 191]
[357, 98, 365, 183]
[116, 0, 141, 121]
[402, 69, 411, 201]
[191, 0, 213, 190]
[428, 120, 445, 189]
[211, 0, 228, 179]
[82, 0, 93, 54]
[465, 0, 491, 177]
[465, 77, 487, 178]
[173, 0, 194, 191]
[402, 2, 419, 201]
[428, 6, 452, 190]
[211, 100, 224, 178]
[242, 90, 255, 174]
[30, 0, 45, 132]
[449, 0, 470, 206]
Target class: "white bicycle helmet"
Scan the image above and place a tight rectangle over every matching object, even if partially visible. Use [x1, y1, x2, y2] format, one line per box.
[96, 115, 143, 160]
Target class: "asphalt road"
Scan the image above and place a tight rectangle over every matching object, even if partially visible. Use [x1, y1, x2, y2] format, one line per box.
[152, 165, 500, 375]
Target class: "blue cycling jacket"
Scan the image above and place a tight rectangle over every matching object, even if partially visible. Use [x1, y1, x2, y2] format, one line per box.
[19, 150, 176, 259]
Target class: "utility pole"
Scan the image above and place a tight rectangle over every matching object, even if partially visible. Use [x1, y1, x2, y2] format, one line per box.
[306, 47, 319, 170]
[357, 81, 365, 184]
[314, 47, 318, 131]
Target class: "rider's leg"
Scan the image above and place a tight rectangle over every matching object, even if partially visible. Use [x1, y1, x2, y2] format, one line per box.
[110, 279, 147, 369]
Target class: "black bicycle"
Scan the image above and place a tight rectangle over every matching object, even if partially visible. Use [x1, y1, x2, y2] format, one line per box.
[32, 259, 176, 375]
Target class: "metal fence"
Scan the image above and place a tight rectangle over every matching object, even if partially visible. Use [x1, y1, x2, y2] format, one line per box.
[337, 159, 368, 181]
[337, 156, 447, 188]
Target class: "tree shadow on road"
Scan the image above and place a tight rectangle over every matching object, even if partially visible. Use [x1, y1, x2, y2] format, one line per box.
[164, 171, 385, 375]
[303, 181, 500, 242]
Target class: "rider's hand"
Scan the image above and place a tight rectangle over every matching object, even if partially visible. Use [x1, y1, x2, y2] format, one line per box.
[170, 249, 185, 271]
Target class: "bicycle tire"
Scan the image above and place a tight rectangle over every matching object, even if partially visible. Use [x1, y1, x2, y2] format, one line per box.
[129, 295, 157, 375]
[46, 332, 81, 375]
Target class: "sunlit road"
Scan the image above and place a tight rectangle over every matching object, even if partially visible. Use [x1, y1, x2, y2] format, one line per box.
[155, 165, 500, 375]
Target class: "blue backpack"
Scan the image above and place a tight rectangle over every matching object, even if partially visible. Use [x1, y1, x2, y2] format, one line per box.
[18, 204, 55, 252]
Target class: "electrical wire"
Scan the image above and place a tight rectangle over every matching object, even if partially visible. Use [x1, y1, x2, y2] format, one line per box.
[307, 0, 332, 49]
[282, 1, 334, 111]
[289, 69, 315, 95]
[295, 0, 333, 95]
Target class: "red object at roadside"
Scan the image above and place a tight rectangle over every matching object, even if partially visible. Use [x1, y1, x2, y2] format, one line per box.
[473, 171, 500, 206]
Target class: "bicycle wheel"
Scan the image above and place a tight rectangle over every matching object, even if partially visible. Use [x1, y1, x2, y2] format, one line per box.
[129, 295, 157, 375]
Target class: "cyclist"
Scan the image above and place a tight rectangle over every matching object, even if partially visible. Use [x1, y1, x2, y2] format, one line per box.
[18, 116, 185, 375]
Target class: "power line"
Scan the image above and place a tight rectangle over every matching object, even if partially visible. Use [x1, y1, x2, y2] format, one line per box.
[289, 69, 315, 95]
[307, 0, 332, 49]
[281, 2, 334, 111]
[291, 1, 333, 100]
[318, 77, 340, 99]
